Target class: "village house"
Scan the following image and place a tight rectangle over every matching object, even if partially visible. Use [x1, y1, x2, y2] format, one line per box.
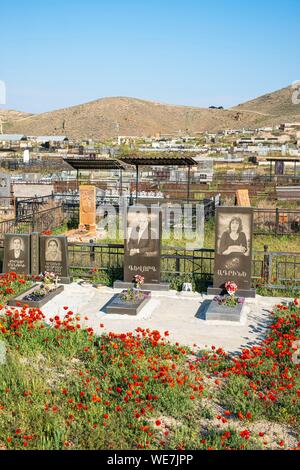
[0, 134, 27, 149]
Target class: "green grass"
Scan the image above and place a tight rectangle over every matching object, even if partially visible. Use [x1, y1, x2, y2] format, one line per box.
[51, 223, 69, 235]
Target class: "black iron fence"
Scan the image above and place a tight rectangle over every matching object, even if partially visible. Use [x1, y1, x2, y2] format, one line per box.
[15, 194, 55, 219]
[0, 205, 67, 239]
[67, 241, 300, 291]
[0, 239, 299, 291]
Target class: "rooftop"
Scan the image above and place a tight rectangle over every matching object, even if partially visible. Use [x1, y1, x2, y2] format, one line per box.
[0, 134, 27, 141]
[118, 154, 197, 166]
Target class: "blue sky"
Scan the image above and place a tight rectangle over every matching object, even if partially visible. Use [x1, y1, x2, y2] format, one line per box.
[1, 0, 299, 113]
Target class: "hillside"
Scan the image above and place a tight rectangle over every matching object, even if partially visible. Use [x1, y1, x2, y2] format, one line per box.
[232, 85, 300, 124]
[0, 109, 33, 123]
[3, 96, 255, 139]
[3, 85, 300, 139]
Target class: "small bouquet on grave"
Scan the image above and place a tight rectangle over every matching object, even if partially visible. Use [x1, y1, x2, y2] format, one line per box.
[225, 280, 237, 296]
[214, 281, 240, 307]
[120, 287, 149, 303]
[224, 281, 238, 307]
[42, 271, 60, 292]
[134, 274, 144, 289]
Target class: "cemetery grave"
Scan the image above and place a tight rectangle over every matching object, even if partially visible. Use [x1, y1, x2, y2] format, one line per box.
[0, 168, 299, 452]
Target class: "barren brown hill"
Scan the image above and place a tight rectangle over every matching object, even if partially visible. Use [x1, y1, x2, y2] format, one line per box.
[0, 109, 33, 123]
[4, 86, 300, 139]
[232, 85, 300, 124]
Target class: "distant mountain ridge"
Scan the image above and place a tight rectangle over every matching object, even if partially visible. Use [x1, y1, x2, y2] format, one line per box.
[0, 109, 33, 123]
[2, 85, 300, 139]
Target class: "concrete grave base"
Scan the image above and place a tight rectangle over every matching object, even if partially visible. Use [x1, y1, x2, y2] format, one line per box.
[36, 283, 291, 354]
[207, 287, 256, 298]
[205, 298, 246, 322]
[8, 284, 64, 308]
[106, 290, 151, 316]
[114, 281, 170, 291]
[99, 297, 159, 320]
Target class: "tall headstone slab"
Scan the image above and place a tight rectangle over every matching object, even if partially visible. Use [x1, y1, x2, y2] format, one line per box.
[30, 232, 40, 276]
[39, 235, 70, 283]
[124, 206, 162, 285]
[3, 234, 31, 275]
[208, 206, 255, 297]
[79, 185, 96, 231]
[235, 189, 251, 207]
[0, 173, 11, 207]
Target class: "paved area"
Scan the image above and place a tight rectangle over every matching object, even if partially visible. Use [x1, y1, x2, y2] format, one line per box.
[40, 282, 292, 354]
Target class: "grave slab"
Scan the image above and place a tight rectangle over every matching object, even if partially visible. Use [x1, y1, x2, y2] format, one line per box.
[113, 281, 169, 291]
[106, 290, 151, 315]
[205, 297, 246, 321]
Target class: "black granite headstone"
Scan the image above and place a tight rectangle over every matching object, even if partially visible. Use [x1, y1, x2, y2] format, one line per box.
[124, 206, 161, 285]
[30, 232, 40, 276]
[3, 234, 31, 275]
[208, 206, 255, 297]
[39, 235, 70, 283]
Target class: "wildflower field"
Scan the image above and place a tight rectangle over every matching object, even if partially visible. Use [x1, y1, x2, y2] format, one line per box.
[0, 274, 300, 450]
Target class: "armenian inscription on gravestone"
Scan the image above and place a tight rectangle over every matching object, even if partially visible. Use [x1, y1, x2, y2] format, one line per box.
[208, 206, 255, 297]
[124, 206, 161, 284]
[3, 234, 31, 275]
[39, 235, 70, 282]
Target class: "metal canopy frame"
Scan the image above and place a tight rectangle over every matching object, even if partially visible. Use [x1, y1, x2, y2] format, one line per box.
[118, 155, 196, 202]
[64, 154, 196, 202]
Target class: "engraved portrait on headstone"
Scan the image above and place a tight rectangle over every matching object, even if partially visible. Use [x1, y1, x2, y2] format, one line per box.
[127, 210, 159, 258]
[3, 234, 31, 275]
[124, 206, 161, 284]
[217, 216, 249, 256]
[40, 235, 70, 282]
[9, 236, 26, 261]
[45, 238, 62, 262]
[211, 206, 254, 294]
